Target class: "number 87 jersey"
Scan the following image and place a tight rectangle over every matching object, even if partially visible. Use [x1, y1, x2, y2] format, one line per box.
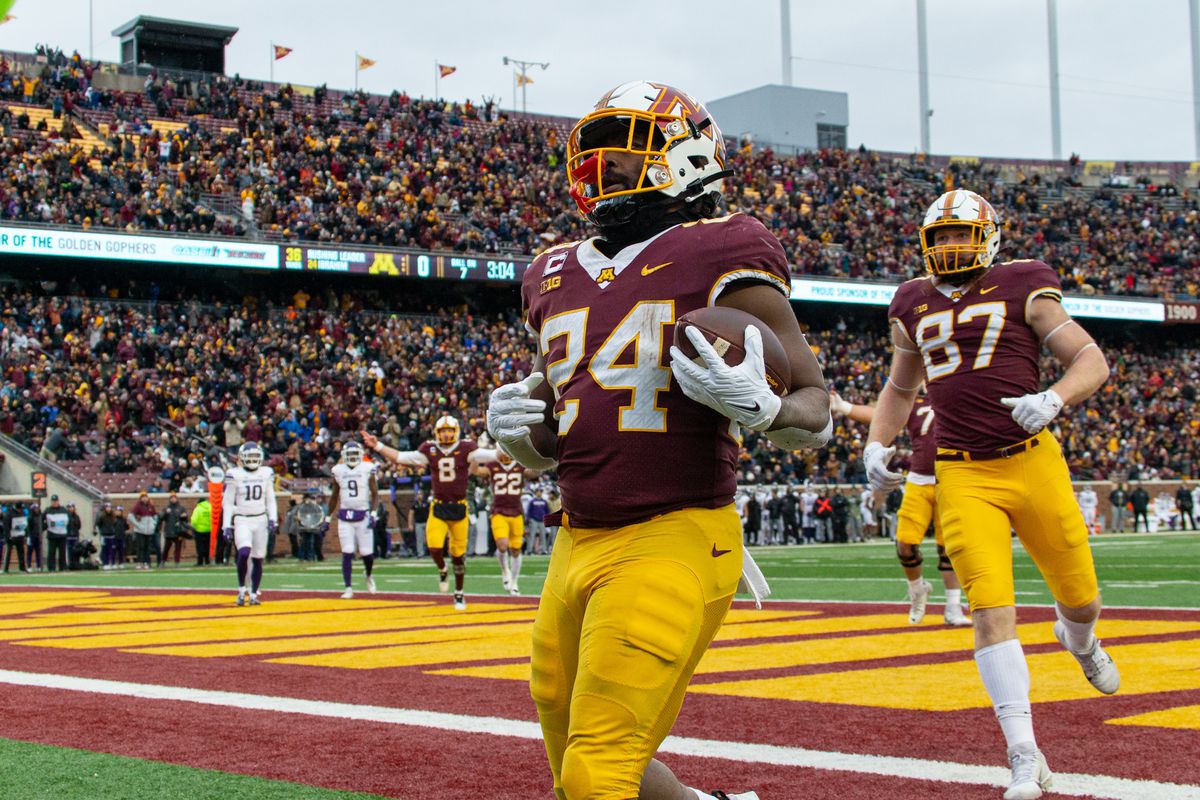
[888, 258, 1063, 453]
[521, 212, 792, 530]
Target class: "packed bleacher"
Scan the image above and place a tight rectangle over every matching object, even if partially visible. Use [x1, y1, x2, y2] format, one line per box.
[0, 49, 1198, 298]
[2, 278, 1195, 494]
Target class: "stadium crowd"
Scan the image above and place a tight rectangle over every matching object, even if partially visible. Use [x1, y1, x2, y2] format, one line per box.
[0, 50, 1197, 297]
[1, 280, 1195, 491]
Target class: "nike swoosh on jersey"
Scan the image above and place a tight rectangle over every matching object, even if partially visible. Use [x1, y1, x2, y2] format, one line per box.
[979, 285, 998, 294]
[640, 261, 672, 276]
[711, 544, 732, 557]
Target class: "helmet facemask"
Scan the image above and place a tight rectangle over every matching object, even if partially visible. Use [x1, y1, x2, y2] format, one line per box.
[238, 444, 263, 471]
[435, 417, 460, 446]
[919, 219, 1000, 278]
[342, 443, 363, 468]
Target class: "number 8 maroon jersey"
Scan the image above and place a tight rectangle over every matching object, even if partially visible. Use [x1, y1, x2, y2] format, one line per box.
[417, 440, 478, 503]
[521, 212, 792, 529]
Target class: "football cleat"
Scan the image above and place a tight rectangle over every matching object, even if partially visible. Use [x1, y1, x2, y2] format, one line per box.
[1004, 743, 1052, 799]
[365, 575, 376, 594]
[944, 606, 973, 627]
[907, 579, 933, 624]
[1054, 621, 1120, 694]
[509, 586, 520, 596]
[453, 593, 466, 611]
[341, 588, 354, 600]
[235, 594, 245, 607]
[711, 792, 759, 800]
[249, 594, 261, 606]
[438, 570, 449, 593]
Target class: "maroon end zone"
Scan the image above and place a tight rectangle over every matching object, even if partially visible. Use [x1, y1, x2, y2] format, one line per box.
[0, 587, 1195, 799]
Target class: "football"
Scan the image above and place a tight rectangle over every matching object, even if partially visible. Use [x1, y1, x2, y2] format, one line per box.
[673, 306, 791, 396]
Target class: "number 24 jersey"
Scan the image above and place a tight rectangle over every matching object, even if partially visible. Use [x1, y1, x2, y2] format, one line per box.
[521, 212, 792, 529]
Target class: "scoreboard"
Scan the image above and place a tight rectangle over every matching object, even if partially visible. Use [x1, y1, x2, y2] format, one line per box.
[282, 246, 530, 284]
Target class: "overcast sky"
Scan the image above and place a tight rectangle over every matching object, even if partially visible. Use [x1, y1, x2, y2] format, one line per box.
[2, 0, 1197, 161]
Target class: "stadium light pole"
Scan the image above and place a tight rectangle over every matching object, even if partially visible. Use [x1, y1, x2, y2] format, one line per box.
[1047, 0, 1063, 160]
[780, 0, 793, 86]
[503, 56, 549, 114]
[1191, 0, 1200, 158]
[916, 0, 931, 153]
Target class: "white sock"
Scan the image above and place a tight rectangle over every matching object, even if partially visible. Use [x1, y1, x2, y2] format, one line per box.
[1055, 606, 1098, 653]
[238, 587, 246, 597]
[510, 554, 522, 585]
[976, 639, 1035, 749]
[907, 577, 925, 592]
[497, 549, 509, 575]
[945, 588, 962, 607]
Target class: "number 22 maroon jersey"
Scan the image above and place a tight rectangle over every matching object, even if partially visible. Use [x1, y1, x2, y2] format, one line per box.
[521, 212, 792, 529]
[486, 460, 525, 517]
[889, 259, 1063, 453]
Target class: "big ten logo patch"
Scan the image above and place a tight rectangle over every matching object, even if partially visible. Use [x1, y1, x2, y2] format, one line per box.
[540, 275, 562, 294]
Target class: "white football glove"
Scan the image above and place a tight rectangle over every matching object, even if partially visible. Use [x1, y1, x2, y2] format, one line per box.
[486, 373, 547, 448]
[669, 324, 782, 432]
[829, 391, 853, 416]
[738, 547, 771, 610]
[1000, 389, 1063, 434]
[864, 441, 904, 491]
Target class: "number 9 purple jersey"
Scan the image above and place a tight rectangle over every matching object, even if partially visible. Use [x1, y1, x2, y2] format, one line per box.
[889, 259, 1063, 452]
[522, 213, 792, 529]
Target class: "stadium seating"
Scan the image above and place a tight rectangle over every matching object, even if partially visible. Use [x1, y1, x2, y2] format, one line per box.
[0, 48, 1198, 297]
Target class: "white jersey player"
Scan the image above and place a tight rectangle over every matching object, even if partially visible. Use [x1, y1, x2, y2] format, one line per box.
[329, 442, 380, 599]
[1077, 486, 1099, 533]
[222, 442, 278, 606]
[859, 486, 877, 537]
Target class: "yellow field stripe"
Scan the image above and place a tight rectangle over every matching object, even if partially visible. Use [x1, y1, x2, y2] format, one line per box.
[269, 627, 535, 669]
[713, 612, 946, 642]
[1106, 704, 1200, 730]
[428, 663, 532, 681]
[14, 602, 535, 651]
[695, 619, 1198, 675]
[692, 635, 1200, 710]
[131, 621, 533, 659]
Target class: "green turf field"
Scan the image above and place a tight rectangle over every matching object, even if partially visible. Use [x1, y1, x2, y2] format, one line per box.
[0, 738, 386, 800]
[4, 531, 1197, 608]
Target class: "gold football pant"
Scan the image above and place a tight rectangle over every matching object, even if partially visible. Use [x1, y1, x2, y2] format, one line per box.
[896, 480, 942, 547]
[491, 513, 525, 551]
[935, 430, 1099, 610]
[530, 505, 742, 800]
[424, 511, 468, 557]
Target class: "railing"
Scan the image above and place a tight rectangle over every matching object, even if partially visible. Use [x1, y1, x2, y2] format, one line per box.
[0, 433, 104, 499]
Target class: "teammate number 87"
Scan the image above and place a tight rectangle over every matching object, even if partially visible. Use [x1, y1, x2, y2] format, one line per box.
[915, 302, 1006, 381]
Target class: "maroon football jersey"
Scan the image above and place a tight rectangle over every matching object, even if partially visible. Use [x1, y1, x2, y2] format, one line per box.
[889, 259, 1062, 452]
[905, 395, 937, 476]
[486, 460, 525, 516]
[417, 439, 479, 503]
[522, 212, 792, 528]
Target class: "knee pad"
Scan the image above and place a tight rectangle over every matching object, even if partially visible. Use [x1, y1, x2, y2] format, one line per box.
[937, 544, 954, 572]
[896, 542, 922, 568]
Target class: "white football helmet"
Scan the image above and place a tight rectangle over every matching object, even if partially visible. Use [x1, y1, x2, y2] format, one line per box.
[919, 190, 1001, 277]
[238, 442, 264, 471]
[342, 441, 364, 468]
[434, 415, 460, 446]
[567, 81, 728, 225]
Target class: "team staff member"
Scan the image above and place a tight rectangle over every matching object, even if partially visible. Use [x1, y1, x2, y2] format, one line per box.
[43, 495, 71, 573]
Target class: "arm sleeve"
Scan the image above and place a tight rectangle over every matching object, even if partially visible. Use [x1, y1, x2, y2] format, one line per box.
[266, 477, 278, 525]
[469, 448, 499, 465]
[221, 481, 234, 529]
[390, 450, 430, 468]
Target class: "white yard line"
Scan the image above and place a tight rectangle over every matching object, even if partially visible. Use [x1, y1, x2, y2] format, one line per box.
[0, 669, 1193, 799]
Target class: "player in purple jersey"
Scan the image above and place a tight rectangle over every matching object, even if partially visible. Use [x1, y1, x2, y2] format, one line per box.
[486, 81, 831, 800]
[864, 190, 1116, 799]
